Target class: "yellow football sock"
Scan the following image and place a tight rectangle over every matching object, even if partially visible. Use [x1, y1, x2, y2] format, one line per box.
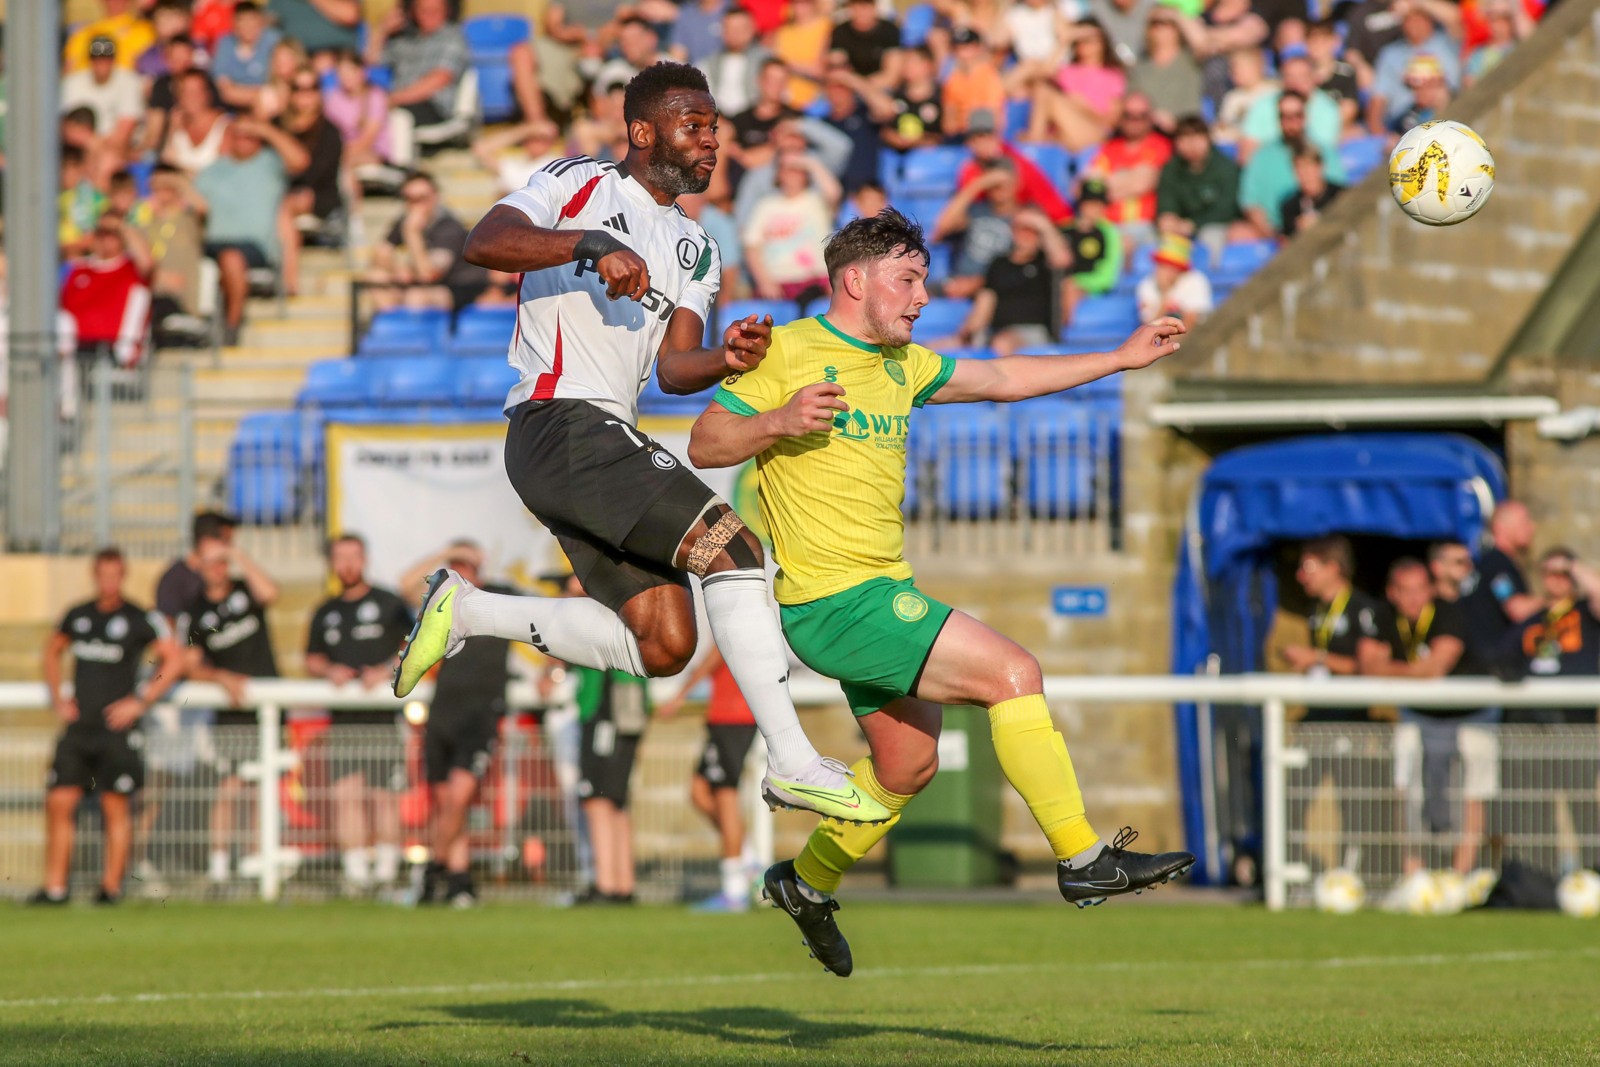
[793, 758, 913, 894]
[989, 694, 1100, 860]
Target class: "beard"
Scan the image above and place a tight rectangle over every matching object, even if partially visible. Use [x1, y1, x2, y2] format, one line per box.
[642, 146, 712, 197]
[863, 296, 913, 348]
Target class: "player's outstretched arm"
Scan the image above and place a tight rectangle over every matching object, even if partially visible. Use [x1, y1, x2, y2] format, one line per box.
[464, 205, 654, 301]
[688, 383, 850, 468]
[925, 317, 1185, 405]
[657, 311, 774, 395]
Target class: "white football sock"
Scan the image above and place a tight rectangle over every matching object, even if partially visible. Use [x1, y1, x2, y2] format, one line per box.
[700, 569, 818, 776]
[342, 848, 371, 886]
[373, 843, 401, 884]
[721, 856, 749, 902]
[458, 586, 646, 676]
[208, 849, 230, 882]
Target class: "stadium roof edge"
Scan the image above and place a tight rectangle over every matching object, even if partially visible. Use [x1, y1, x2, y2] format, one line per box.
[1148, 395, 1559, 429]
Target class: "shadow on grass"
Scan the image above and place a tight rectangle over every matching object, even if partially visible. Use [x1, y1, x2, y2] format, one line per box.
[424, 997, 1118, 1053]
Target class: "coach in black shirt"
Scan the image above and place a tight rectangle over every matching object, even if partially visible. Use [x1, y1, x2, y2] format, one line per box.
[830, 0, 901, 84]
[400, 540, 516, 906]
[1281, 535, 1387, 721]
[155, 510, 236, 629]
[34, 549, 184, 905]
[305, 533, 415, 892]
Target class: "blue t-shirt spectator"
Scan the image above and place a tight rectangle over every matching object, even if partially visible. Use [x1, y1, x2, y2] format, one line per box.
[212, 27, 282, 87]
[1372, 31, 1460, 122]
[195, 148, 288, 262]
[672, 0, 728, 65]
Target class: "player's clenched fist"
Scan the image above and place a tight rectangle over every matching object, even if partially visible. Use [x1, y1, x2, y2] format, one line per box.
[722, 314, 773, 374]
[770, 381, 849, 437]
[595, 248, 652, 301]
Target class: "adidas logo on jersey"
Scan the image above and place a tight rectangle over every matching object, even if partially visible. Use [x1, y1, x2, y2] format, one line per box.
[600, 213, 630, 234]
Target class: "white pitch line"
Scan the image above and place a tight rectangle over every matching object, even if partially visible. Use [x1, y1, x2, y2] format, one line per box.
[0, 946, 1594, 1012]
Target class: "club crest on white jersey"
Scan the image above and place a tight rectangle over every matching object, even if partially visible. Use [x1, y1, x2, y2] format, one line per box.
[493, 157, 721, 424]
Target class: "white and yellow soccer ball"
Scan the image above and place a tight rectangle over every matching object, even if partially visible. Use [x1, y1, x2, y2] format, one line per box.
[1313, 868, 1366, 914]
[1463, 867, 1499, 909]
[1384, 869, 1443, 915]
[1431, 870, 1470, 915]
[1556, 869, 1600, 918]
[1388, 120, 1496, 226]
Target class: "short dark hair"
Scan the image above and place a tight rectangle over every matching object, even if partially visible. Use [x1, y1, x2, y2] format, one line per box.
[1302, 534, 1353, 578]
[62, 144, 87, 167]
[1387, 556, 1428, 583]
[327, 532, 366, 557]
[192, 509, 235, 545]
[109, 169, 136, 190]
[617, 15, 657, 34]
[94, 547, 124, 567]
[64, 106, 97, 131]
[401, 169, 437, 190]
[1427, 540, 1468, 563]
[166, 33, 194, 48]
[1292, 142, 1323, 166]
[1174, 114, 1210, 139]
[623, 61, 711, 127]
[1279, 88, 1308, 109]
[823, 207, 930, 283]
[234, 1, 262, 15]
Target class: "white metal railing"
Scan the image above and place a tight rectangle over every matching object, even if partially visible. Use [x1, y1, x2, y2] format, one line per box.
[1, 674, 1597, 907]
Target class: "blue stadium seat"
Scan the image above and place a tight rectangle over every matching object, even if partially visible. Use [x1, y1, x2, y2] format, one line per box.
[800, 297, 828, 320]
[1339, 135, 1389, 182]
[878, 147, 902, 192]
[898, 194, 949, 229]
[1213, 240, 1277, 281]
[1068, 143, 1103, 181]
[360, 307, 451, 355]
[1004, 98, 1032, 140]
[1215, 140, 1239, 162]
[371, 356, 455, 405]
[450, 305, 516, 355]
[717, 299, 800, 335]
[925, 241, 953, 284]
[227, 412, 306, 524]
[298, 359, 373, 407]
[1065, 294, 1139, 342]
[898, 146, 969, 194]
[920, 404, 1011, 519]
[901, 2, 937, 46]
[1013, 143, 1070, 197]
[476, 62, 517, 123]
[1012, 399, 1118, 518]
[462, 15, 530, 57]
[454, 356, 520, 407]
[914, 297, 971, 339]
[367, 65, 392, 90]
[638, 374, 716, 415]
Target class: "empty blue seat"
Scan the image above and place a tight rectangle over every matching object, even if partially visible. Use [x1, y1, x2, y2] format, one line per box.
[800, 297, 828, 320]
[1339, 135, 1389, 182]
[227, 412, 306, 524]
[1004, 97, 1032, 140]
[1065, 295, 1139, 342]
[920, 404, 1011, 519]
[898, 194, 949, 229]
[361, 307, 450, 355]
[454, 357, 520, 406]
[1013, 143, 1070, 197]
[1213, 239, 1277, 281]
[1012, 399, 1119, 518]
[925, 242, 953, 284]
[1215, 141, 1239, 162]
[914, 297, 971, 339]
[371, 356, 455, 405]
[901, 2, 937, 46]
[450, 305, 516, 355]
[462, 14, 529, 57]
[717, 299, 800, 335]
[898, 146, 969, 194]
[476, 61, 517, 123]
[298, 360, 373, 407]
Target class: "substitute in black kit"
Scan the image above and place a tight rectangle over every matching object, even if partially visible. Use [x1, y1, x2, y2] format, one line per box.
[399, 540, 517, 907]
[32, 549, 185, 905]
[305, 533, 415, 893]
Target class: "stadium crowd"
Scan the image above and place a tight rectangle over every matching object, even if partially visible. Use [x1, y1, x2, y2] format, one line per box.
[21, 0, 1548, 374]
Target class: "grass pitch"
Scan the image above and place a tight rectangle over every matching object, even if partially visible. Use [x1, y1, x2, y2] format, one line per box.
[2, 895, 1597, 1066]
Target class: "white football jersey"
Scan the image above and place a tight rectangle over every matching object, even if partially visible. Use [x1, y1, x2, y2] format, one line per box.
[493, 156, 722, 424]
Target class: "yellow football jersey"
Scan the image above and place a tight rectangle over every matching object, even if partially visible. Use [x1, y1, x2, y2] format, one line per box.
[712, 315, 955, 604]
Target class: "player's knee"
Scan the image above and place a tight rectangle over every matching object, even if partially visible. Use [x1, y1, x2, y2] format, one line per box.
[638, 620, 696, 677]
[990, 648, 1043, 705]
[878, 749, 939, 796]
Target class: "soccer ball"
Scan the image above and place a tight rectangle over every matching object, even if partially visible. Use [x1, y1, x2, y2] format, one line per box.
[1556, 869, 1600, 918]
[1431, 870, 1469, 915]
[1388, 120, 1496, 226]
[1463, 868, 1499, 908]
[1384, 869, 1443, 915]
[1313, 868, 1365, 914]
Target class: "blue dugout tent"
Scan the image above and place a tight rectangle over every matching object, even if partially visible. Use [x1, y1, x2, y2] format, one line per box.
[1168, 433, 1507, 884]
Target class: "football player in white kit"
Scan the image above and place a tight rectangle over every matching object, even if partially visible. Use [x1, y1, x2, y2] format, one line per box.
[393, 63, 890, 825]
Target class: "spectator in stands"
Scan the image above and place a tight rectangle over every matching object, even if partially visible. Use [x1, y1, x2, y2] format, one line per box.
[61, 105, 120, 195]
[1090, 0, 1159, 65]
[513, 0, 613, 123]
[370, 170, 488, 311]
[875, 45, 945, 150]
[162, 70, 233, 177]
[942, 28, 1007, 138]
[251, 38, 311, 121]
[1464, 0, 1529, 87]
[671, 0, 729, 66]
[141, 35, 215, 161]
[473, 270, 521, 307]
[156, 512, 238, 628]
[774, 0, 834, 109]
[1157, 115, 1246, 259]
[1499, 549, 1600, 721]
[62, 37, 145, 167]
[277, 66, 344, 295]
[1002, 0, 1075, 95]
[1213, 48, 1276, 146]
[1278, 143, 1344, 237]
[325, 48, 395, 191]
[191, 0, 238, 52]
[1174, 0, 1269, 109]
[1368, 2, 1461, 135]
[936, 156, 1026, 299]
[214, 2, 284, 112]
[570, 79, 632, 163]
[820, 65, 885, 193]
[960, 109, 1074, 223]
[700, 8, 771, 119]
[137, 2, 194, 79]
[31, 549, 183, 906]
[1306, 19, 1362, 136]
[106, 170, 152, 246]
[948, 209, 1073, 355]
[194, 118, 311, 344]
[1239, 49, 1341, 163]
[61, 212, 153, 368]
[743, 152, 841, 304]
[181, 536, 281, 886]
[728, 59, 801, 177]
[1240, 90, 1347, 238]
[1062, 177, 1125, 321]
[1361, 556, 1497, 876]
[1388, 55, 1453, 135]
[1135, 232, 1212, 327]
[305, 534, 415, 896]
[1129, 10, 1203, 134]
[732, 117, 854, 226]
[1281, 534, 1387, 722]
[1027, 19, 1127, 152]
[367, 0, 471, 130]
[832, 0, 903, 88]
[1085, 92, 1172, 248]
[59, 145, 108, 261]
[590, 18, 673, 99]
[266, 0, 362, 60]
[64, 0, 157, 75]
[472, 119, 564, 194]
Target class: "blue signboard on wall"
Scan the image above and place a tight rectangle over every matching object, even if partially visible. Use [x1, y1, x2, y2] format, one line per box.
[1052, 586, 1108, 617]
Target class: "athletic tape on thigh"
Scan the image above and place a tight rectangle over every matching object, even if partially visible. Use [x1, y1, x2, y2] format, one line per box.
[686, 510, 747, 576]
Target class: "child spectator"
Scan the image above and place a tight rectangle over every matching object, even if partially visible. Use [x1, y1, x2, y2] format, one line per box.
[1135, 233, 1212, 327]
[59, 145, 109, 261]
[1028, 19, 1127, 152]
[325, 48, 395, 177]
[1388, 55, 1453, 134]
[1214, 48, 1277, 146]
[1278, 143, 1344, 237]
[138, 2, 197, 79]
[252, 38, 311, 121]
[1129, 10, 1203, 133]
[742, 153, 841, 303]
[1063, 178, 1125, 321]
[878, 46, 945, 149]
[214, 2, 284, 112]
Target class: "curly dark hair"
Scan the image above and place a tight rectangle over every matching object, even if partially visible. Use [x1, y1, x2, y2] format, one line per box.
[623, 61, 712, 127]
[823, 207, 930, 283]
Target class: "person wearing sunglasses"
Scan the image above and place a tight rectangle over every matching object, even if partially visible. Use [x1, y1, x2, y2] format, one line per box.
[275, 66, 343, 295]
[1499, 549, 1600, 723]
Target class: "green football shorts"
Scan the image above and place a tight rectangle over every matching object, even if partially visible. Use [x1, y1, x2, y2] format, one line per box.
[779, 576, 954, 717]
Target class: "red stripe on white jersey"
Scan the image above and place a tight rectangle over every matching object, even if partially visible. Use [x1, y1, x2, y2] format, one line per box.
[530, 313, 563, 400]
[560, 174, 606, 220]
